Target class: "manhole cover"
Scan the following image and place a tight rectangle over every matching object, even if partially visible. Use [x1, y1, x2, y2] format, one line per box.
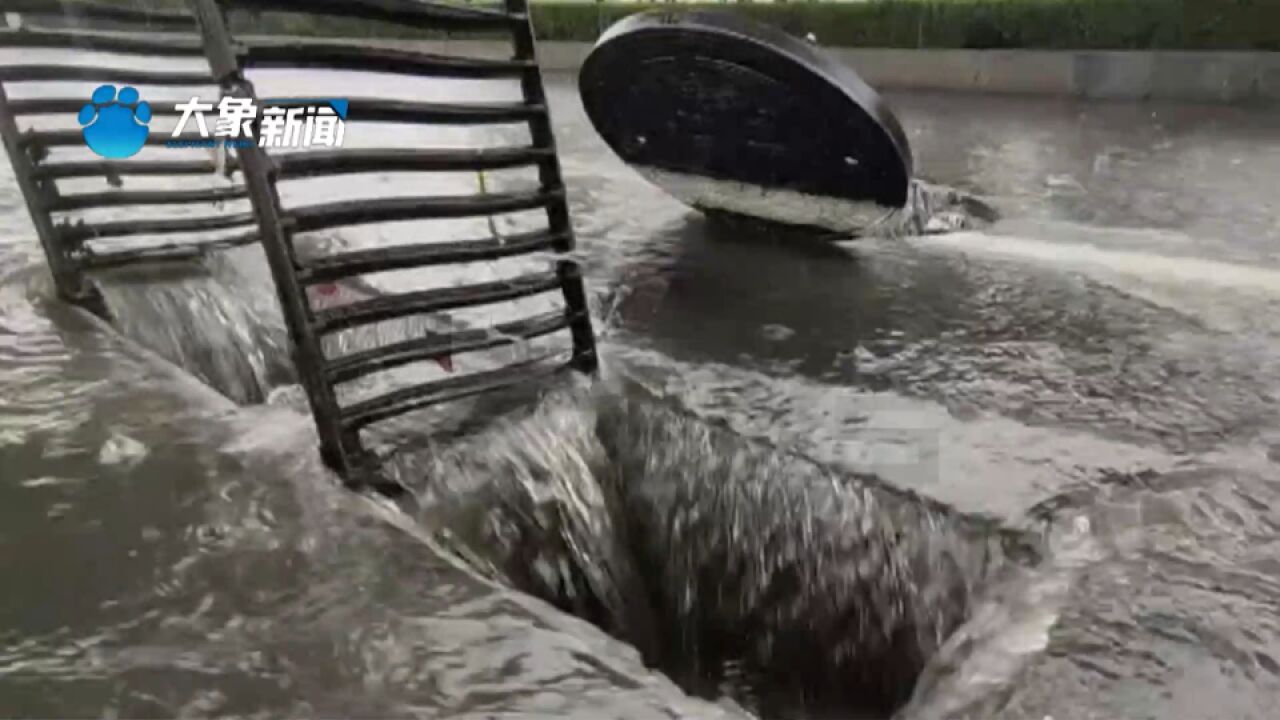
[579, 10, 913, 232]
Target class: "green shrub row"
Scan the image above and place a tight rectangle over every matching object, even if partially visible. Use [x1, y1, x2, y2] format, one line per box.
[532, 1, 1280, 51]
[76, 1, 1280, 51]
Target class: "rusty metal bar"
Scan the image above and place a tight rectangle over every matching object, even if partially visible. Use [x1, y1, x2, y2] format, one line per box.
[243, 41, 533, 79]
[296, 227, 566, 284]
[340, 353, 575, 433]
[60, 210, 258, 244]
[326, 309, 576, 385]
[288, 188, 560, 233]
[312, 270, 563, 335]
[272, 146, 552, 178]
[22, 129, 212, 148]
[328, 98, 544, 125]
[34, 158, 228, 179]
[49, 185, 249, 211]
[219, 0, 522, 31]
[504, 0, 598, 373]
[0, 82, 94, 305]
[0, 65, 215, 85]
[4, 97, 186, 116]
[189, 0, 360, 482]
[6, 0, 198, 30]
[0, 29, 205, 55]
[80, 232, 258, 269]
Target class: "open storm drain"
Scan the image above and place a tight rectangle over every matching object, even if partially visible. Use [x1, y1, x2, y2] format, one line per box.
[388, 381, 1042, 719]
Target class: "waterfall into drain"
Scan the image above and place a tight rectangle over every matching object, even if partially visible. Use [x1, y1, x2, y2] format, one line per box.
[90, 254, 296, 405]
[80, 229, 1061, 719]
[87, 242, 481, 410]
[380, 378, 1045, 719]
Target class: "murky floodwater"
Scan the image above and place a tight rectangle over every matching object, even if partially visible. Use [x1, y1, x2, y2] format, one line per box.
[4, 39, 1280, 720]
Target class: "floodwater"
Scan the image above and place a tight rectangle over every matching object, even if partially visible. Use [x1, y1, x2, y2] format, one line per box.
[4, 42, 1280, 720]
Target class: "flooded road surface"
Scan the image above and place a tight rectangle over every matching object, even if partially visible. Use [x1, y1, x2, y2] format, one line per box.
[563, 86, 1280, 719]
[3, 47, 1280, 720]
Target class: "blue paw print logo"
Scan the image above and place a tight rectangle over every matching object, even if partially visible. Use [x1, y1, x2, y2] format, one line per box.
[79, 84, 151, 159]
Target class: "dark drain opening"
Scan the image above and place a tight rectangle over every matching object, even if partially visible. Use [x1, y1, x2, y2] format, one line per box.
[413, 382, 1040, 719]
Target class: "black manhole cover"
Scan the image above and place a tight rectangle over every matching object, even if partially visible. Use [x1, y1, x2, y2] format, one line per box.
[579, 10, 914, 233]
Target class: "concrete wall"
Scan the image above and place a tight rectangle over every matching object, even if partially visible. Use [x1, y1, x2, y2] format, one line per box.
[520, 41, 1280, 104]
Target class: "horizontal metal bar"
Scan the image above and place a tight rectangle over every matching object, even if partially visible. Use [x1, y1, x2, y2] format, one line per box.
[310, 98, 544, 125]
[340, 354, 574, 432]
[34, 159, 219, 179]
[2, 97, 186, 116]
[6, 0, 197, 30]
[49, 185, 249, 211]
[312, 270, 563, 335]
[274, 146, 551, 179]
[297, 228, 566, 284]
[326, 309, 575, 384]
[288, 188, 560, 234]
[61, 210, 258, 243]
[6, 96, 541, 125]
[242, 41, 532, 79]
[222, 0, 522, 31]
[79, 231, 259, 269]
[0, 29, 204, 55]
[20, 129, 223, 148]
[0, 65, 214, 85]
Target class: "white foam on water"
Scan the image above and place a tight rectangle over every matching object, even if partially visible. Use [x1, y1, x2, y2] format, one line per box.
[914, 230, 1280, 296]
[605, 343, 1179, 522]
[897, 512, 1104, 720]
[634, 165, 895, 234]
[907, 228, 1280, 338]
[98, 432, 148, 468]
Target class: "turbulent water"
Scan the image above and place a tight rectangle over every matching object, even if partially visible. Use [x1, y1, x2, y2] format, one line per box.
[5, 44, 1280, 720]
[377, 374, 1046, 718]
[85, 229, 1041, 719]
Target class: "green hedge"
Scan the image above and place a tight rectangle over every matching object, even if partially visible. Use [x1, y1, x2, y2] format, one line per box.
[78, 0, 1280, 51]
[531, 1, 1280, 51]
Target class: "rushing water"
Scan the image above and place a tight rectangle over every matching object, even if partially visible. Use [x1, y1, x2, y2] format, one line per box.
[5, 44, 1280, 720]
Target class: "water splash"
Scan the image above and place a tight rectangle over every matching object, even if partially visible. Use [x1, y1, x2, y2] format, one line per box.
[90, 257, 294, 405]
[861, 179, 1000, 240]
[385, 375, 1044, 718]
[78, 226, 1061, 719]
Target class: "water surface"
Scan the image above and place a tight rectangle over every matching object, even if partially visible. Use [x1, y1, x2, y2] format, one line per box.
[3, 52, 1280, 719]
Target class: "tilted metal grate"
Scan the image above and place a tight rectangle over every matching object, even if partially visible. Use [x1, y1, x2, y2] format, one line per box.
[0, 0, 598, 495]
